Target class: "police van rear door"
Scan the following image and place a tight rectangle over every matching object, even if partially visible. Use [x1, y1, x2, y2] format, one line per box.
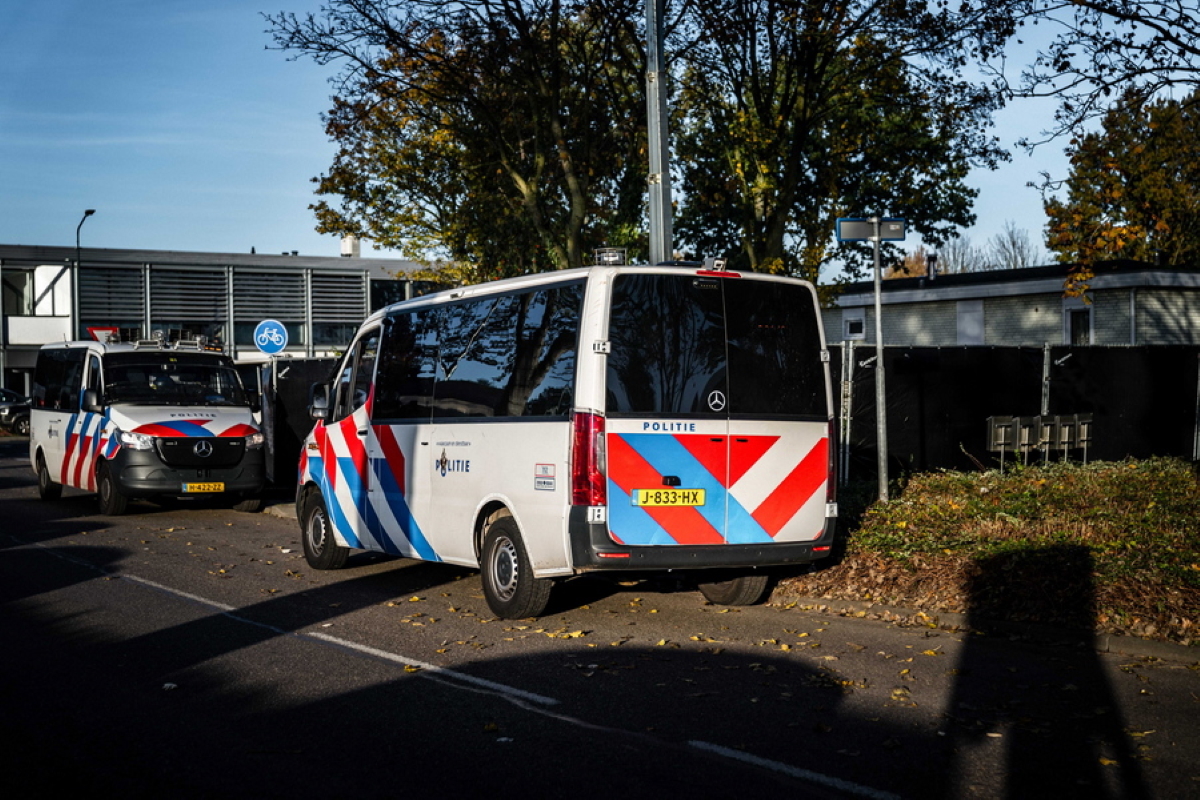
[603, 271, 830, 547]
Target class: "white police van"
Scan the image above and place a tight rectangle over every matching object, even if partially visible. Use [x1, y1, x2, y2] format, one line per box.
[30, 337, 265, 515]
[298, 259, 837, 618]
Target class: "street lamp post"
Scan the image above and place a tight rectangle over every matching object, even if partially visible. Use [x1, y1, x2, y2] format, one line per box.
[645, 0, 673, 265]
[72, 209, 95, 341]
[75, 209, 95, 267]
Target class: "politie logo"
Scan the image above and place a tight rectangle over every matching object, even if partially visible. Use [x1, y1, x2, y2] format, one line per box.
[436, 449, 471, 477]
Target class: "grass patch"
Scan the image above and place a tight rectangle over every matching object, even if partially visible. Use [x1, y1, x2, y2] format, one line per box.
[779, 457, 1200, 645]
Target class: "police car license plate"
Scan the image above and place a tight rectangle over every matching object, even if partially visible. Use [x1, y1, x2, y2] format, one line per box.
[632, 489, 705, 507]
[183, 482, 224, 493]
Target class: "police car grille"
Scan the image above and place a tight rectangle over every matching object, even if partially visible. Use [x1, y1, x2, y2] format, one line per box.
[155, 437, 245, 468]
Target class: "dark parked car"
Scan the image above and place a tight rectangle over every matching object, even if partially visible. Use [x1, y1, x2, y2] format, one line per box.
[0, 388, 31, 436]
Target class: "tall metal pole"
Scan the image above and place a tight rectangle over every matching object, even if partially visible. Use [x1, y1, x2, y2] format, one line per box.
[73, 209, 95, 341]
[646, 0, 673, 265]
[871, 216, 889, 503]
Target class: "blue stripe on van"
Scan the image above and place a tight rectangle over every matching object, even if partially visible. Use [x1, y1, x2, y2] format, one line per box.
[608, 483, 681, 546]
[624, 433, 729, 535]
[371, 456, 440, 562]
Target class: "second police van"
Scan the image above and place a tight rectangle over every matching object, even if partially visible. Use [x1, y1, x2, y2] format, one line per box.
[299, 258, 837, 618]
[30, 337, 266, 516]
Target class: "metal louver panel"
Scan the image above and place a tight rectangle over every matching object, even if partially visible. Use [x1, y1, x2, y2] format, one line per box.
[311, 272, 367, 322]
[79, 266, 145, 319]
[233, 270, 305, 320]
[150, 269, 226, 321]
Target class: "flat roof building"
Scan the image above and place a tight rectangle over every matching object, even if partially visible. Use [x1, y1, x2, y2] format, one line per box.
[1, 244, 424, 394]
[825, 259, 1200, 348]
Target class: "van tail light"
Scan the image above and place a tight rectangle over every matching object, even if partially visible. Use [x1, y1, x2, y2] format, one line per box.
[571, 412, 607, 506]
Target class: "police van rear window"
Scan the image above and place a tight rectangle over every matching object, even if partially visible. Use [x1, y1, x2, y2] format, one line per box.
[605, 274, 825, 418]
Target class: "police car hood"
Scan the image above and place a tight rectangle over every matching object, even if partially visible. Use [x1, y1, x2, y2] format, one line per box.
[107, 405, 259, 438]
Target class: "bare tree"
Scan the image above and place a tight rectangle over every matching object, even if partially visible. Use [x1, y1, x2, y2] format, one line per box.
[936, 235, 988, 274]
[986, 220, 1046, 269]
[985, 1, 1200, 141]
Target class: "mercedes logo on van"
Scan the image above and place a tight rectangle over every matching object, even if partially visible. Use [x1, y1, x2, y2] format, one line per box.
[707, 390, 727, 412]
[193, 440, 214, 458]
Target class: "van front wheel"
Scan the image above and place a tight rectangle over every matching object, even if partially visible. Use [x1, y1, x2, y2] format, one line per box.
[96, 461, 128, 516]
[481, 517, 552, 619]
[302, 493, 348, 570]
[697, 573, 773, 606]
[36, 454, 62, 501]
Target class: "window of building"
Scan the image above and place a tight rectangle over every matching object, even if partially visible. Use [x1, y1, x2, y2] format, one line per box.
[843, 309, 866, 340]
[2, 269, 34, 315]
[957, 300, 984, 345]
[1062, 297, 1092, 344]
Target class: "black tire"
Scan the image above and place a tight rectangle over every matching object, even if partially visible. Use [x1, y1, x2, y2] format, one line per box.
[96, 461, 128, 516]
[13, 415, 29, 437]
[36, 453, 62, 501]
[232, 493, 263, 513]
[480, 516, 552, 619]
[698, 573, 774, 606]
[301, 493, 349, 570]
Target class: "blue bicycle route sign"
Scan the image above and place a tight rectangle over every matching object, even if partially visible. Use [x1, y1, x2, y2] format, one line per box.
[253, 319, 288, 355]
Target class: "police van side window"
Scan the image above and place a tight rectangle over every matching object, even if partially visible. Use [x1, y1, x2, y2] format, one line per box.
[606, 275, 726, 415]
[373, 311, 437, 420]
[32, 348, 87, 412]
[431, 283, 581, 419]
[86, 355, 102, 401]
[332, 329, 379, 422]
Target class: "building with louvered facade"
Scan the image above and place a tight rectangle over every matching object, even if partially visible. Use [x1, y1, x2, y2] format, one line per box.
[0, 244, 423, 395]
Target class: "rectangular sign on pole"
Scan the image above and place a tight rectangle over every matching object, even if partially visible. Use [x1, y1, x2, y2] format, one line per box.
[836, 218, 906, 242]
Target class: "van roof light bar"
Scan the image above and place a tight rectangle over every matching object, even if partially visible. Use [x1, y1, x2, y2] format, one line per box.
[594, 247, 627, 267]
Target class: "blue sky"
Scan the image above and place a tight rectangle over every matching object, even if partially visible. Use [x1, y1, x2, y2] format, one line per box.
[1, 1, 1067, 263]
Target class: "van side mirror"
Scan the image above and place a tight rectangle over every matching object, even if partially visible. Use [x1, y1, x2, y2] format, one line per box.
[308, 384, 329, 421]
[82, 388, 104, 413]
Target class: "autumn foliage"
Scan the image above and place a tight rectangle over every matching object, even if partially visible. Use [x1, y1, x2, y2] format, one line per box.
[1044, 90, 1200, 296]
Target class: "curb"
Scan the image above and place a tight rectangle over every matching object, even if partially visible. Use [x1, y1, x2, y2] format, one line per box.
[264, 502, 297, 521]
[770, 592, 1199, 664]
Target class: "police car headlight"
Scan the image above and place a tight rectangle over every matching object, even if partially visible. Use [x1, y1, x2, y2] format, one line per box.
[245, 432, 265, 449]
[118, 430, 154, 451]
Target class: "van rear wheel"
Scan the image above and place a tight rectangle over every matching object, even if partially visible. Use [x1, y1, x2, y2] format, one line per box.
[481, 517, 552, 619]
[697, 573, 773, 606]
[36, 454, 62, 501]
[302, 493, 348, 570]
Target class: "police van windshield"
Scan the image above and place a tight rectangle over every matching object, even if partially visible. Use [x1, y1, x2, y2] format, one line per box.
[104, 358, 251, 407]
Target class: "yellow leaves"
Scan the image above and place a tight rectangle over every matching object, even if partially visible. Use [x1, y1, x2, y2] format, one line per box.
[546, 630, 588, 639]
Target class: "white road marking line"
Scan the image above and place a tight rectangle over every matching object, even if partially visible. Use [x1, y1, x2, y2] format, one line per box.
[22, 539, 898, 795]
[121, 574, 558, 706]
[689, 740, 902, 800]
[305, 631, 559, 706]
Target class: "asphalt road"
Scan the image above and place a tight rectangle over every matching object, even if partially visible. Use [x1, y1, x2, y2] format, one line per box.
[1, 435, 1197, 799]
